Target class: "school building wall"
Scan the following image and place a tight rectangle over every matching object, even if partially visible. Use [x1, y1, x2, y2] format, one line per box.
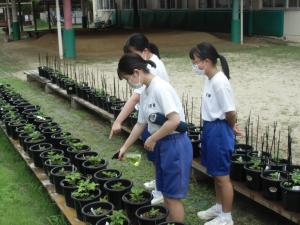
[284, 11, 300, 42]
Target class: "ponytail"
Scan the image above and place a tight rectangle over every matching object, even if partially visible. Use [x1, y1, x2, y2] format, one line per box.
[149, 43, 161, 59]
[218, 54, 230, 79]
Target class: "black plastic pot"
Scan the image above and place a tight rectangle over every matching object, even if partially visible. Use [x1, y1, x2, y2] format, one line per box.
[8, 119, 27, 139]
[23, 135, 46, 152]
[18, 131, 31, 147]
[16, 102, 31, 113]
[280, 181, 300, 212]
[50, 132, 72, 149]
[135, 205, 169, 225]
[29, 142, 53, 164]
[60, 177, 85, 208]
[269, 159, 289, 171]
[96, 215, 131, 225]
[38, 121, 59, 131]
[41, 127, 62, 142]
[66, 82, 76, 95]
[104, 179, 133, 210]
[33, 116, 53, 129]
[230, 154, 251, 181]
[93, 169, 122, 196]
[50, 165, 78, 194]
[122, 190, 153, 225]
[59, 138, 81, 152]
[111, 105, 123, 119]
[261, 170, 287, 201]
[82, 201, 114, 225]
[39, 149, 64, 169]
[43, 157, 71, 182]
[71, 189, 101, 221]
[244, 163, 263, 190]
[189, 134, 201, 158]
[74, 151, 99, 173]
[235, 144, 253, 155]
[66, 145, 91, 163]
[82, 159, 108, 176]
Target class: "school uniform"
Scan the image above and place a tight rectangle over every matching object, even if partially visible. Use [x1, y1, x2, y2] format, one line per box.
[201, 71, 235, 176]
[138, 76, 192, 199]
[135, 54, 169, 162]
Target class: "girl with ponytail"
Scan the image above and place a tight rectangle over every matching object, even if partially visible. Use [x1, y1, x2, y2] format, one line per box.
[189, 42, 237, 225]
[116, 53, 192, 222]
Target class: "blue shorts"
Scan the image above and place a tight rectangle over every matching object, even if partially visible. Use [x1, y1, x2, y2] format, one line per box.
[155, 132, 192, 199]
[201, 120, 234, 176]
[141, 126, 156, 162]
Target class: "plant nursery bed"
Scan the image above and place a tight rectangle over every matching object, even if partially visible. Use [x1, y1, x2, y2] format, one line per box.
[0, 124, 85, 225]
[192, 159, 300, 224]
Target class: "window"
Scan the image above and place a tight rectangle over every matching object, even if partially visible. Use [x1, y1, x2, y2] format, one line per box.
[97, 0, 115, 9]
[289, 0, 299, 7]
[263, 0, 273, 7]
[139, 0, 147, 8]
[160, 0, 183, 9]
[263, 0, 288, 8]
[216, 0, 229, 8]
[123, 0, 132, 9]
[199, 0, 214, 8]
[274, 0, 285, 7]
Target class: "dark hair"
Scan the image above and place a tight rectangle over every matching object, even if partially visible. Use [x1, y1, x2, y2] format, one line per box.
[189, 42, 230, 79]
[149, 43, 161, 58]
[123, 33, 161, 58]
[117, 53, 156, 79]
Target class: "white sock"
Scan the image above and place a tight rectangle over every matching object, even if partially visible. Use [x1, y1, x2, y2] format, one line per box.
[220, 211, 232, 220]
[215, 203, 222, 213]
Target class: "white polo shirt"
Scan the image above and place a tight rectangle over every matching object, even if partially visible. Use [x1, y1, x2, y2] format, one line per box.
[134, 54, 169, 95]
[202, 71, 236, 122]
[138, 76, 185, 134]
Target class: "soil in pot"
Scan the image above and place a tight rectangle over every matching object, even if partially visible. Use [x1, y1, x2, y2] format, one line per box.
[135, 205, 169, 225]
[244, 159, 265, 191]
[50, 165, 77, 194]
[93, 169, 122, 196]
[82, 201, 114, 225]
[104, 179, 133, 210]
[29, 142, 53, 165]
[122, 188, 153, 225]
[261, 170, 287, 200]
[38, 121, 59, 132]
[82, 156, 108, 176]
[74, 151, 99, 173]
[230, 154, 251, 181]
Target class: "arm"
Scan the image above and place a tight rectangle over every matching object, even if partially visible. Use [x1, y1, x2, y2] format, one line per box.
[118, 122, 146, 159]
[225, 111, 237, 129]
[144, 112, 180, 151]
[109, 93, 140, 139]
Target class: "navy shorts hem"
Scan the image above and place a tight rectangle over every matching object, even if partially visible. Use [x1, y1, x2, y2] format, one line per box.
[161, 192, 187, 200]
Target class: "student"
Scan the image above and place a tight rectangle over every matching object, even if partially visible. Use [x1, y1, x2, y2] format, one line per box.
[189, 42, 236, 225]
[109, 33, 169, 204]
[116, 53, 192, 222]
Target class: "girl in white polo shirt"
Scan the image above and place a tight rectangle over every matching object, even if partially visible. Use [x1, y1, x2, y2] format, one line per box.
[116, 53, 192, 222]
[189, 42, 236, 225]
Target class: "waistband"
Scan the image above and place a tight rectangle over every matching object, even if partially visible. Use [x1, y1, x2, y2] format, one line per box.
[159, 132, 187, 142]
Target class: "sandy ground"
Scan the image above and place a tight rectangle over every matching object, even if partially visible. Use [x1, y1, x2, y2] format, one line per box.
[1, 29, 300, 164]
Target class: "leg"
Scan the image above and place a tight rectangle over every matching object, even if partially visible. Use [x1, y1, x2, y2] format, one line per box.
[164, 197, 185, 222]
[214, 175, 233, 212]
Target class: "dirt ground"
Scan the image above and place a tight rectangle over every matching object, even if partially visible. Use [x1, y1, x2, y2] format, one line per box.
[1, 29, 300, 164]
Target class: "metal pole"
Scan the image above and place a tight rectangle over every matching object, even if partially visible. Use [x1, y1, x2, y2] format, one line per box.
[56, 0, 63, 59]
[6, 0, 11, 39]
[241, 0, 243, 45]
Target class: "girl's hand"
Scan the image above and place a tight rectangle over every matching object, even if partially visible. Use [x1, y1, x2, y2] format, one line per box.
[144, 136, 157, 151]
[118, 146, 127, 160]
[234, 124, 242, 136]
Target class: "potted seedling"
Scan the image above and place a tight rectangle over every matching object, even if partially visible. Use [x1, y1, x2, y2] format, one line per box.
[94, 169, 122, 196]
[280, 169, 300, 212]
[74, 151, 99, 173]
[122, 187, 153, 224]
[38, 121, 59, 132]
[82, 155, 108, 176]
[82, 201, 114, 225]
[17, 123, 37, 147]
[66, 142, 91, 163]
[244, 158, 264, 190]
[60, 171, 84, 208]
[33, 115, 52, 129]
[260, 170, 287, 201]
[230, 154, 251, 181]
[23, 131, 46, 152]
[50, 165, 77, 194]
[59, 136, 81, 152]
[71, 178, 101, 221]
[104, 179, 133, 210]
[43, 151, 70, 181]
[39, 149, 64, 169]
[7, 117, 27, 139]
[96, 210, 130, 225]
[50, 132, 72, 149]
[136, 205, 169, 225]
[29, 142, 53, 166]
[41, 127, 62, 142]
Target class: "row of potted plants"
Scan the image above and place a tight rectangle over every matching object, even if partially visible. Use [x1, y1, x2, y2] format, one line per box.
[0, 83, 184, 225]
